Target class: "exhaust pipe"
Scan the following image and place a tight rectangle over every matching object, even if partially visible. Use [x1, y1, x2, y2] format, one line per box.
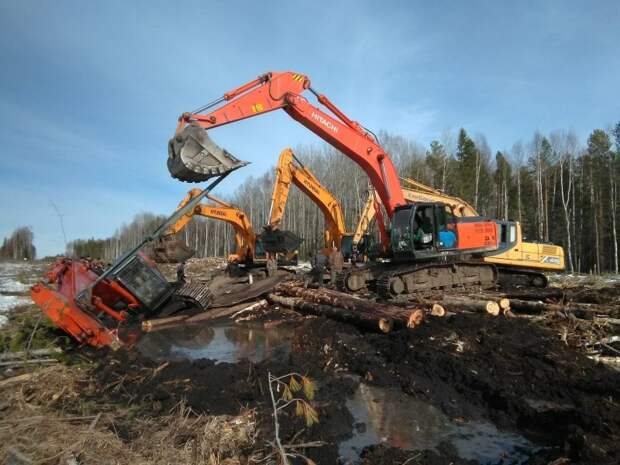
[168, 125, 248, 182]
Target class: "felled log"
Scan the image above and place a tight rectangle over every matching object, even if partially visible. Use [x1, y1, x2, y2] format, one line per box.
[440, 296, 500, 316]
[0, 373, 33, 387]
[0, 348, 62, 361]
[274, 281, 423, 328]
[428, 303, 446, 317]
[469, 293, 510, 310]
[508, 299, 617, 318]
[0, 358, 58, 367]
[594, 317, 620, 326]
[376, 297, 445, 318]
[507, 299, 552, 314]
[142, 300, 270, 332]
[142, 315, 188, 332]
[502, 287, 620, 305]
[186, 299, 269, 324]
[268, 294, 393, 333]
[587, 355, 620, 367]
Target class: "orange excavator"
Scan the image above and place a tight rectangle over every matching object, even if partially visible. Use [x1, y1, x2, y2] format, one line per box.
[353, 179, 564, 287]
[167, 71, 502, 298]
[30, 173, 246, 347]
[153, 189, 258, 265]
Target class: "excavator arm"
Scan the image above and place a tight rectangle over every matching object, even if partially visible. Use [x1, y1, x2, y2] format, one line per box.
[268, 148, 347, 250]
[157, 189, 257, 263]
[352, 189, 382, 247]
[170, 71, 405, 219]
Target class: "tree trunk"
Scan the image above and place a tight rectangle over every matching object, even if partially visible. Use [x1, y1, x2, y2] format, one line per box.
[609, 156, 619, 273]
[268, 294, 393, 333]
[273, 281, 425, 328]
[590, 163, 601, 274]
[440, 296, 500, 316]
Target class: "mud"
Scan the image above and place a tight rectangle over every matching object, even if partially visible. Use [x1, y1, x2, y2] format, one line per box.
[5, 260, 619, 464]
[80, 308, 620, 464]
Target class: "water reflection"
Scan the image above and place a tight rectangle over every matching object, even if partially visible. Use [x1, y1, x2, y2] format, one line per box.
[136, 322, 292, 364]
[340, 383, 537, 464]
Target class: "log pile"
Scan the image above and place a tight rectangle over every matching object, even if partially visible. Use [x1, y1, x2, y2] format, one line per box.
[270, 281, 429, 332]
[139, 276, 618, 368]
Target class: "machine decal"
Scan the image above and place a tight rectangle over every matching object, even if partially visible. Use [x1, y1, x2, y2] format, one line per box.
[311, 111, 339, 133]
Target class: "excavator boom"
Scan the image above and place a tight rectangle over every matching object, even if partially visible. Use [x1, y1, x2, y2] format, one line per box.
[169, 71, 406, 219]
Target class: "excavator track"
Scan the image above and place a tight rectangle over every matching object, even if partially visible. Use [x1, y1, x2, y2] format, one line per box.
[339, 262, 498, 299]
[172, 280, 214, 310]
[497, 267, 548, 288]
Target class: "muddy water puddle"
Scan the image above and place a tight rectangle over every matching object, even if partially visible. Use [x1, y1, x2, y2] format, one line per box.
[136, 322, 293, 364]
[340, 383, 538, 464]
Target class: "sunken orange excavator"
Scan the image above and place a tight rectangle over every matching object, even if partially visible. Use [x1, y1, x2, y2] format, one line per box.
[167, 71, 541, 299]
[31, 155, 247, 348]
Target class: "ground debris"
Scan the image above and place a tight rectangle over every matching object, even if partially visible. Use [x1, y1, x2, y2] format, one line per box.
[2, 260, 620, 465]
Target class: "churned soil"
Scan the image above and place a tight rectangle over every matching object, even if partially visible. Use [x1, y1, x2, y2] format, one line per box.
[81, 307, 620, 465]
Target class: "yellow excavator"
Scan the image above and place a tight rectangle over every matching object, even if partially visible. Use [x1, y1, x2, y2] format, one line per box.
[265, 148, 367, 260]
[354, 179, 565, 286]
[152, 189, 260, 265]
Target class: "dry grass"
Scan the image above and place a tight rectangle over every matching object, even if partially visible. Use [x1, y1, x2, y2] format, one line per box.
[0, 365, 260, 465]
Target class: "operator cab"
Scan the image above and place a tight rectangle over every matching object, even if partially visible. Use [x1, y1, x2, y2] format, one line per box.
[390, 203, 458, 260]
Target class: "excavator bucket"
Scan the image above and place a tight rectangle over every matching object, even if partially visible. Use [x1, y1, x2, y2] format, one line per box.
[150, 238, 195, 263]
[168, 125, 248, 182]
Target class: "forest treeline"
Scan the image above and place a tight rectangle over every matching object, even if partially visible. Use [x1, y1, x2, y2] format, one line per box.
[67, 123, 620, 274]
[0, 227, 36, 261]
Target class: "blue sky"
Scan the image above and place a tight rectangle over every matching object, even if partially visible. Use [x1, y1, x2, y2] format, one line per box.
[1, 1, 618, 257]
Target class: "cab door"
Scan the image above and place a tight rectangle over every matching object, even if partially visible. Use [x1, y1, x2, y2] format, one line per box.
[411, 204, 438, 259]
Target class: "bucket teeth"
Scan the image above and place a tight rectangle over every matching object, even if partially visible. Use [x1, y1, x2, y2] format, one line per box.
[168, 125, 248, 182]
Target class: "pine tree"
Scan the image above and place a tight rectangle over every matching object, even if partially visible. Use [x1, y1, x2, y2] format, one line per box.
[425, 140, 449, 190]
[455, 128, 478, 206]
